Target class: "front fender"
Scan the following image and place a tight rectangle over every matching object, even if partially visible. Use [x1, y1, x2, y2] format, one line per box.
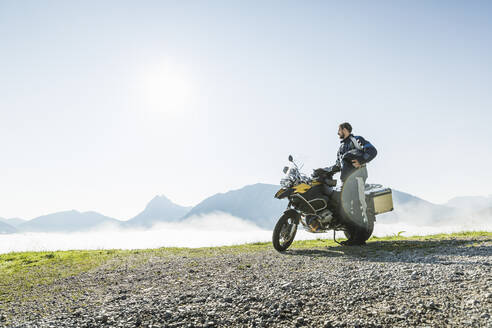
[274, 188, 293, 199]
[283, 209, 300, 225]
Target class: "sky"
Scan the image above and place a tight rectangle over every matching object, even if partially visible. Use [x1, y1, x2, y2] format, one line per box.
[1, 0, 491, 220]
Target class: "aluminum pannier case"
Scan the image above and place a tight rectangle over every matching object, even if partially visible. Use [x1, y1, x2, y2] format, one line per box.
[368, 188, 394, 215]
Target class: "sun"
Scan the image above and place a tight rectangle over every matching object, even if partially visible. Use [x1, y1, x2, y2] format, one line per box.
[139, 61, 192, 116]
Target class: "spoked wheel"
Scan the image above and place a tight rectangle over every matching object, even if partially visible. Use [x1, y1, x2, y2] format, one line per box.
[272, 213, 298, 252]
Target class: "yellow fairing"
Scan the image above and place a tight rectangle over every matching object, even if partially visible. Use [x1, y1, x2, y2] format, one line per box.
[293, 183, 312, 194]
[275, 188, 286, 198]
[293, 181, 321, 194]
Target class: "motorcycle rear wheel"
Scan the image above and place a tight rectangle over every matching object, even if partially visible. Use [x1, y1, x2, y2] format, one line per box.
[272, 213, 298, 252]
[343, 212, 375, 245]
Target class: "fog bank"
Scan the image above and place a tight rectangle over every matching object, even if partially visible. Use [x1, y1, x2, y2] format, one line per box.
[1, 212, 490, 254]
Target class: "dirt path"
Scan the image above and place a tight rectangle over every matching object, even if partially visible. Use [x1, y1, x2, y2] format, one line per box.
[3, 236, 491, 327]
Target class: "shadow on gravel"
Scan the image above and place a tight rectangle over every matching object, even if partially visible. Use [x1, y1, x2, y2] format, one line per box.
[285, 238, 492, 265]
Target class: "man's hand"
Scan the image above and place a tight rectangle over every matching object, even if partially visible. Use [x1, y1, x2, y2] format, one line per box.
[352, 159, 361, 168]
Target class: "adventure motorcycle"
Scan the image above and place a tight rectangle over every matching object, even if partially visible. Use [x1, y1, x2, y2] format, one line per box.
[272, 155, 394, 252]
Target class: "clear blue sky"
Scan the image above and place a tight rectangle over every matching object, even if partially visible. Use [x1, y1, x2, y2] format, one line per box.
[1, 0, 491, 219]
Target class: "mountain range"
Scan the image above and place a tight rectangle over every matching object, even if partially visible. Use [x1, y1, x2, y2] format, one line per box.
[17, 210, 121, 233]
[0, 217, 26, 227]
[182, 184, 288, 229]
[444, 195, 492, 211]
[0, 221, 18, 234]
[1, 184, 490, 234]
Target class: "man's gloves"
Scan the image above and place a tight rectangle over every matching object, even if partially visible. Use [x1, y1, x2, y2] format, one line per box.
[313, 166, 339, 178]
[313, 168, 325, 178]
[326, 165, 341, 173]
[312, 168, 338, 187]
[342, 149, 364, 163]
[342, 149, 363, 159]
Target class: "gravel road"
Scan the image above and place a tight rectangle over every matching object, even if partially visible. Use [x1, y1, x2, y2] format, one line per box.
[3, 236, 491, 328]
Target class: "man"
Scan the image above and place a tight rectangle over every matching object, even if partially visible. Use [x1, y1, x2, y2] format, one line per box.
[308, 123, 377, 234]
[335, 122, 377, 183]
[331, 122, 377, 242]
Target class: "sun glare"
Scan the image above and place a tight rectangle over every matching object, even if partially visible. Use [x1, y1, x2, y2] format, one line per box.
[139, 62, 192, 116]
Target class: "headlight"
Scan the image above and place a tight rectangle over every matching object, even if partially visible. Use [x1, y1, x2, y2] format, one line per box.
[280, 178, 291, 187]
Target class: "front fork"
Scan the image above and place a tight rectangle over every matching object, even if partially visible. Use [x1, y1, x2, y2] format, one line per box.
[283, 207, 301, 225]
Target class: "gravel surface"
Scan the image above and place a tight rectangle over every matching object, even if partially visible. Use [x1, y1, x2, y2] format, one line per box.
[2, 236, 491, 328]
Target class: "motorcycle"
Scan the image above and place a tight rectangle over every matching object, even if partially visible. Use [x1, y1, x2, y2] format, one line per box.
[272, 155, 394, 252]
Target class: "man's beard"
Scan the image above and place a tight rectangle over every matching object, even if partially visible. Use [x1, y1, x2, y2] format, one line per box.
[338, 133, 344, 139]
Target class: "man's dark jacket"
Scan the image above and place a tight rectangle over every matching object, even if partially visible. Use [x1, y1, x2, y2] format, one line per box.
[334, 134, 377, 182]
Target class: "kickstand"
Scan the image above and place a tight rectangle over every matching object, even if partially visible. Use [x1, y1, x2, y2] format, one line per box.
[333, 230, 342, 246]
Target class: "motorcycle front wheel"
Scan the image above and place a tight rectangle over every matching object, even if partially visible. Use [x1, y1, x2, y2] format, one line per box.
[272, 213, 298, 252]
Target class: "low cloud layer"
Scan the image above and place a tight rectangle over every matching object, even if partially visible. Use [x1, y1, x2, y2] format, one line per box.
[1, 211, 490, 254]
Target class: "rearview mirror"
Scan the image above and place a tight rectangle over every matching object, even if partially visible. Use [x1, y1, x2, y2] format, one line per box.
[283, 166, 289, 174]
[288, 155, 293, 162]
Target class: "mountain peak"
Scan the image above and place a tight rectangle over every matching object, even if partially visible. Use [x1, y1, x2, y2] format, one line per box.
[151, 194, 170, 201]
[127, 195, 192, 227]
[145, 195, 174, 210]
